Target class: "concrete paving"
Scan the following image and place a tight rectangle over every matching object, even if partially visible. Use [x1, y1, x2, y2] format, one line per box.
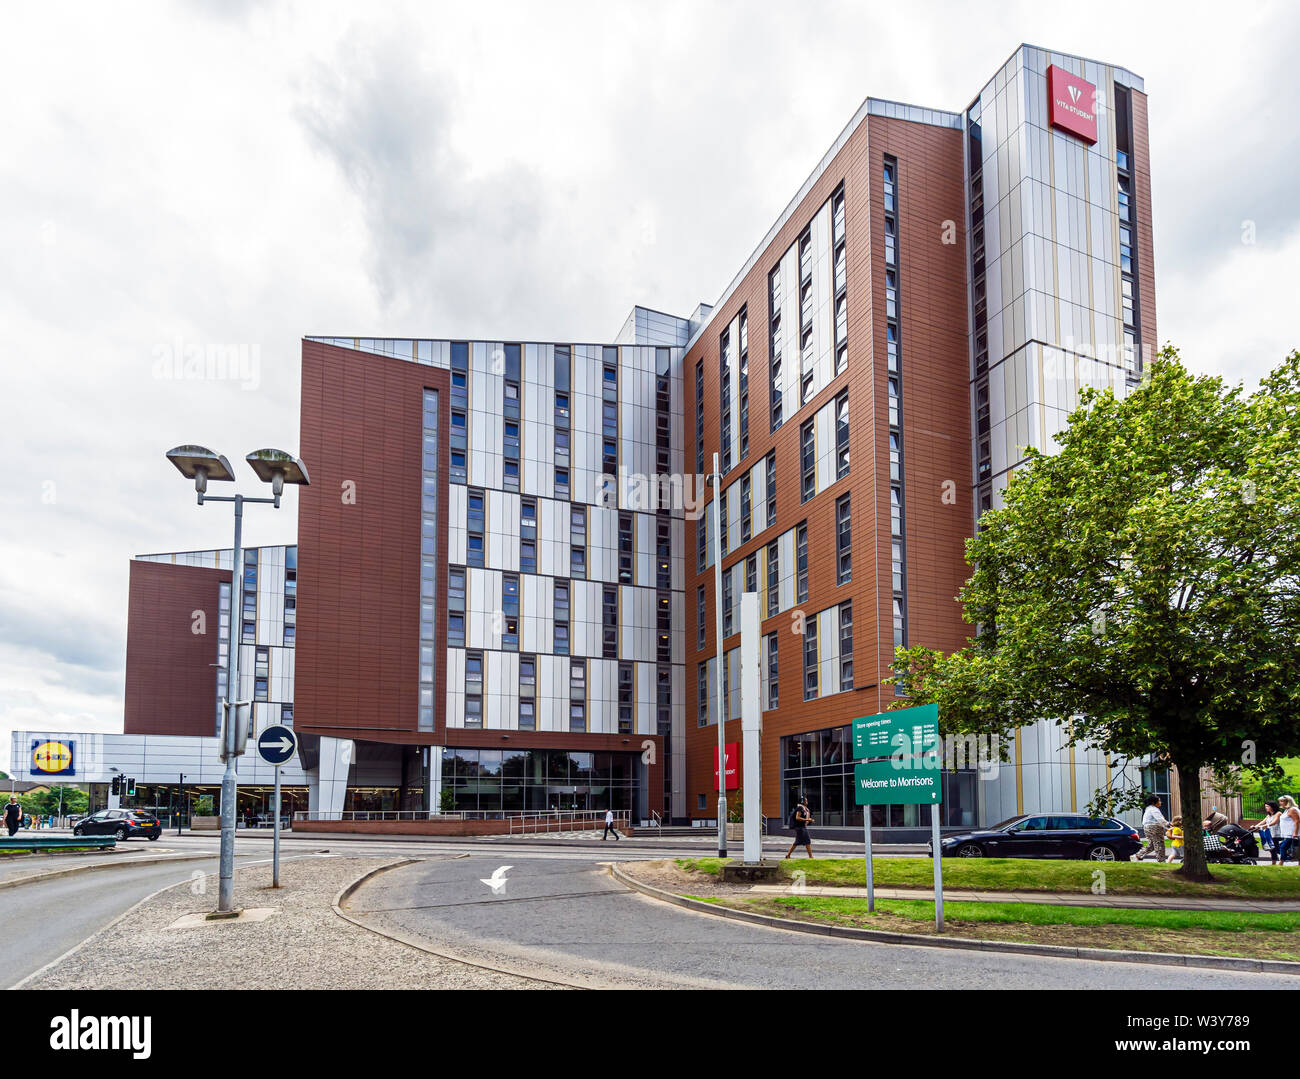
[346, 853, 1300, 989]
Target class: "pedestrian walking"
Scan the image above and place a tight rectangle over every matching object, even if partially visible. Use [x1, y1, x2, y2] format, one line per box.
[1275, 796, 1300, 866]
[784, 796, 815, 859]
[602, 808, 620, 841]
[1165, 817, 1184, 862]
[1131, 794, 1168, 861]
[4, 795, 21, 837]
[1251, 801, 1281, 864]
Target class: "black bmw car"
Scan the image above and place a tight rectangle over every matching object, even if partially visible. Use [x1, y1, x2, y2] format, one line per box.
[73, 809, 162, 841]
[929, 813, 1142, 861]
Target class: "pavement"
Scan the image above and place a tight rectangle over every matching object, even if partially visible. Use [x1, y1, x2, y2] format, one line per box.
[342, 852, 1300, 989]
[18, 855, 547, 990]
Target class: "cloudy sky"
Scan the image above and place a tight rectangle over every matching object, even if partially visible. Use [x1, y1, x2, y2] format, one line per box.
[2, 0, 1297, 772]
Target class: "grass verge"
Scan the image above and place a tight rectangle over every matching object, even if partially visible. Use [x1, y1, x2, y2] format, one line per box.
[676, 856, 1300, 900]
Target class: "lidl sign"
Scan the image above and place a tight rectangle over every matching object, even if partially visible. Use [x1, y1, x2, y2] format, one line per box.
[31, 739, 75, 776]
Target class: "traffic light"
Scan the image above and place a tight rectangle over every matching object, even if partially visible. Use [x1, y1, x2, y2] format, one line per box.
[110, 776, 121, 796]
[126, 778, 136, 798]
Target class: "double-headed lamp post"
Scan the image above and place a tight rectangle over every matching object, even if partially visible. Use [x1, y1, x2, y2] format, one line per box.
[166, 445, 309, 914]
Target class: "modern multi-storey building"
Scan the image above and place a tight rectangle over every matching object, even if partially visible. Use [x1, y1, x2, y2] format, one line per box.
[10, 44, 1161, 836]
[683, 43, 1155, 835]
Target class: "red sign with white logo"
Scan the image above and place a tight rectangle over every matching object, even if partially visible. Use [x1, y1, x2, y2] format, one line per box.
[713, 742, 739, 791]
[1047, 65, 1098, 145]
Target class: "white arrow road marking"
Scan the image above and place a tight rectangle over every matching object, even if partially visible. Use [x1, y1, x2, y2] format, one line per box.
[479, 865, 512, 894]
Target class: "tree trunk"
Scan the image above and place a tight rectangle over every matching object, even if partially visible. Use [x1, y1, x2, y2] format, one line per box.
[1174, 761, 1214, 882]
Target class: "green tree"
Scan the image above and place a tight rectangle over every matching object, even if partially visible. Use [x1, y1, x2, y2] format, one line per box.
[892, 348, 1300, 881]
[21, 785, 88, 818]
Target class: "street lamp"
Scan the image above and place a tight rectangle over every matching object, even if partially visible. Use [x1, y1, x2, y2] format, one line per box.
[166, 443, 310, 913]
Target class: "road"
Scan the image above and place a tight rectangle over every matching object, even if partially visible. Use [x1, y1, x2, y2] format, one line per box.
[0, 846, 311, 988]
[345, 852, 1300, 990]
[6, 831, 1294, 989]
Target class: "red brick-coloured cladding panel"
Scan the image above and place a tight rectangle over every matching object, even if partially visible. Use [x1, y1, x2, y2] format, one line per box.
[123, 560, 229, 736]
[297, 339, 449, 745]
[682, 114, 971, 819]
[1130, 89, 1158, 360]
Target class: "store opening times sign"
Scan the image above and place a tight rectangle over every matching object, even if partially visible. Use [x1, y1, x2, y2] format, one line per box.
[852, 703, 938, 761]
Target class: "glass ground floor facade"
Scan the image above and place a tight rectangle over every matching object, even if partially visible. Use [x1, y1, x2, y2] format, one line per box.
[442, 748, 641, 814]
[782, 726, 978, 829]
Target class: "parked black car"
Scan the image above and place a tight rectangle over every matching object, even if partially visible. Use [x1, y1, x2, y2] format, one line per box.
[929, 813, 1142, 861]
[73, 809, 162, 841]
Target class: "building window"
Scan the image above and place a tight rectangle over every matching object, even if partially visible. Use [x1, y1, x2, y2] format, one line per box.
[697, 661, 709, 727]
[718, 488, 729, 556]
[502, 573, 519, 651]
[832, 183, 847, 376]
[766, 540, 780, 618]
[745, 553, 757, 596]
[419, 389, 440, 731]
[768, 265, 784, 431]
[839, 602, 854, 691]
[803, 617, 818, 701]
[657, 590, 672, 663]
[618, 661, 634, 735]
[656, 515, 671, 590]
[836, 495, 852, 585]
[570, 505, 586, 578]
[740, 473, 752, 544]
[618, 512, 634, 585]
[518, 654, 536, 730]
[465, 650, 483, 728]
[835, 390, 849, 479]
[448, 566, 466, 647]
[800, 419, 815, 502]
[254, 646, 269, 702]
[697, 585, 707, 649]
[798, 225, 814, 404]
[695, 359, 705, 474]
[765, 450, 777, 529]
[603, 585, 618, 660]
[796, 522, 809, 605]
[449, 344, 468, 484]
[554, 579, 570, 655]
[554, 345, 571, 499]
[570, 659, 587, 733]
[467, 488, 485, 568]
[722, 567, 734, 639]
[719, 326, 733, 474]
[738, 308, 750, 459]
[765, 633, 779, 711]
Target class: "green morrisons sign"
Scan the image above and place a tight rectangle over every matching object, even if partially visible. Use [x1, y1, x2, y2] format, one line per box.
[852, 704, 942, 807]
[853, 758, 941, 805]
[851, 703, 939, 761]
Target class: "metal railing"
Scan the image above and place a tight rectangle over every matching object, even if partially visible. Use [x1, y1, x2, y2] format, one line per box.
[649, 809, 662, 838]
[294, 810, 492, 822]
[508, 810, 630, 836]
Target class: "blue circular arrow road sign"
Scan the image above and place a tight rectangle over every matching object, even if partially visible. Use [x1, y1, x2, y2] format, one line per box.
[256, 724, 297, 766]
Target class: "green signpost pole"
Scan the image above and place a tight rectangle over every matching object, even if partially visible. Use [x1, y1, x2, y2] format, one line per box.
[863, 809, 874, 910]
[931, 803, 944, 931]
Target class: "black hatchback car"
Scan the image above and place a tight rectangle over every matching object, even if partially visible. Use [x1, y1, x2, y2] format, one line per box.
[73, 809, 162, 841]
[929, 813, 1142, 861]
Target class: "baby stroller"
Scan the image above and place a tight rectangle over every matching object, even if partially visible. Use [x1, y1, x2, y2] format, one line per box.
[1203, 824, 1259, 865]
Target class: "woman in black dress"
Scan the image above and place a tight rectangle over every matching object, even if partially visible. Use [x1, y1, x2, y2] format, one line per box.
[784, 796, 815, 859]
